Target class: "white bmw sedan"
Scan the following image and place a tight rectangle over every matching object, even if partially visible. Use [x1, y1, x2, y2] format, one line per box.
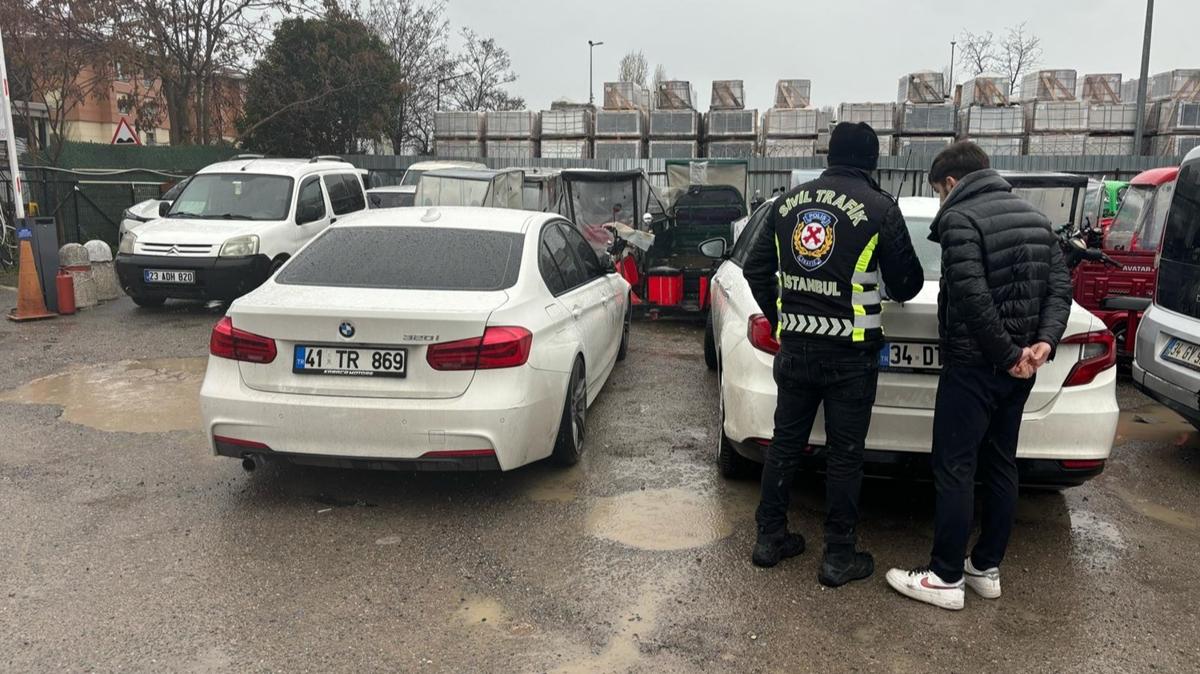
[705, 197, 1119, 488]
[200, 207, 631, 472]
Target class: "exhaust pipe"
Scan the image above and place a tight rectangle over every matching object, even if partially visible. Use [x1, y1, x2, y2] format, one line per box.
[242, 455, 258, 472]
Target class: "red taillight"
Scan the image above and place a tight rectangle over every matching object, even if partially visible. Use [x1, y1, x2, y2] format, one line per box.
[748, 314, 780, 355]
[421, 449, 496, 458]
[213, 435, 271, 450]
[1061, 459, 1106, 470]
[426, 326, 533, 371]
[1062, 330, 1116, 386]
[210, 317, 277, 363]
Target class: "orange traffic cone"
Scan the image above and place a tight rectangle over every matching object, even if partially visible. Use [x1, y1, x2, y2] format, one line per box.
[7, 237, 57, 322]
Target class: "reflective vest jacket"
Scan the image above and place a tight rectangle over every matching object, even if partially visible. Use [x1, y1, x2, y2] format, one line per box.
[743, 166, 925, 346]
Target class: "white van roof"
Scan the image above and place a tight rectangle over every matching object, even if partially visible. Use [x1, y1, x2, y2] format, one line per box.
[198, 157, 357, 178]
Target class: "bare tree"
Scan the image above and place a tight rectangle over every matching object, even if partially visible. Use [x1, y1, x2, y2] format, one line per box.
[999, 22, 1042, 93]
[0, 1, 118, 163]
[652, 64, 667, 91]
[956, 30, 997, 78]
[120, 0, 301, 145]
[449, 28, 523, 111]
[617, 50, 648, 87]
[356, 0, 449, 154]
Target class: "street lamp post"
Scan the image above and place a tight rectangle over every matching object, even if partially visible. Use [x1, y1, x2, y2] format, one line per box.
[949, 40, 957, 99]
[588, 40, 604, 106]
[1133, 0, 1154, 156]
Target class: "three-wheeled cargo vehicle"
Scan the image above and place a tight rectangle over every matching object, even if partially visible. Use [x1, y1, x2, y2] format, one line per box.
[413, 168, 524, 209]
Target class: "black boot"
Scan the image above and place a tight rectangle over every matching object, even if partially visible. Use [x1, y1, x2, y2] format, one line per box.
[818, 547, 874, 587]
[751, 531, 806, 568]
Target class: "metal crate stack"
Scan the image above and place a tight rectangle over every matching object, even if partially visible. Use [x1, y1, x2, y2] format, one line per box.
[958, 76, 1023, 156]
[762, 79, 817, 157]
[540, 106, 593, 159]
[434, 110, 485, 158]
[596, 82, 648, 160]
[896, 72, 955, 157]
[1078, 74, 1134, 156]
[837, 102, 897, 154]
[1020, 70, 1085, 155]
[485, 110, 538, 159]
[648, 81, 699, 159]
[815, 109, 838, 154]
[705, 80, 757, 159]
[1147, 69, 1200, 157]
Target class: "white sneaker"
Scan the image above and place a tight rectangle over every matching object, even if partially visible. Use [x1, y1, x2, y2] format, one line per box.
[885, 567, 965, 610]
[964, 558, 1001, 599]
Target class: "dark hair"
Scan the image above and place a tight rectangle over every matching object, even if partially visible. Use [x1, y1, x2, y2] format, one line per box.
[929, 141, 990, 184]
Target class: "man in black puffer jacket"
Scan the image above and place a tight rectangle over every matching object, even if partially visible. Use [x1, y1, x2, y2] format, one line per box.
[886, 142, 1072, 610]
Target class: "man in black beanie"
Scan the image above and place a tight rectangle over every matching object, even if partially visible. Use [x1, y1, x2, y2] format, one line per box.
[743, 122, 924, 586]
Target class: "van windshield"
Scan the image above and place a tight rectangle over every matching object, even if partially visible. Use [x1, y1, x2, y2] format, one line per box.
[168, 174, 293, 221]
[1156, 164, 1200, 318]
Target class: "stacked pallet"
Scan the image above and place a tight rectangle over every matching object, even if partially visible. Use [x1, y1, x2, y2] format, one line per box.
[595, 82, 649, 160]
[762, 79, 818, 157]
[1147, 70, 1200, 157]
[958, 76, 1023, 156]
[837, 102, 897, 156]
[648, 80, 699, 160]
[540, 104, 593, 159]
[1021, 69, 1086, 156]
[1078, 74, 1134, 156]
[485, 111, 538, 159]
[434, 111, 485, 158]
[894, 71, 953, 156]
[705, 80, 758, 159]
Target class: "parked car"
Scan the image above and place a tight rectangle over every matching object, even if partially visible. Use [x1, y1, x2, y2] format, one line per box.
[399, 160, 486, 187]
[366, 185, 416, 209]
[1132, 148, 1200, 430]
[200, 207, 631, 472]
[414, 168, 524, 209]
[703, 196, 1119, 487]
[118, 176, 192, 240]
[115, 156, 366, 307]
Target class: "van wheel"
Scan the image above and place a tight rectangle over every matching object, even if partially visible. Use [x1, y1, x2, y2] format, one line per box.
[616, 300, 631, 362]
[704, 313, 718, 371]
[130, 294, 165, 308]
[552, 359, 587, 466]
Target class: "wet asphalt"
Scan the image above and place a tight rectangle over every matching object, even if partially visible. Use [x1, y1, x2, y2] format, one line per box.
[2, 290, 1199, 673]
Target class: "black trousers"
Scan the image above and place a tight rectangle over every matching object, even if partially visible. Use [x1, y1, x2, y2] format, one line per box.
[755, 339, 879, 548]
[929, 364, 1035, 583]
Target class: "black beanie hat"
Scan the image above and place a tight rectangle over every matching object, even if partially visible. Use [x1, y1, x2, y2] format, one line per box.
[828, 121, 880, 171]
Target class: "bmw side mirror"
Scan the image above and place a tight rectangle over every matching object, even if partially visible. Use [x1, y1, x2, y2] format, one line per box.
[698, 237, 728, 260]
[158, 201, 170, 217]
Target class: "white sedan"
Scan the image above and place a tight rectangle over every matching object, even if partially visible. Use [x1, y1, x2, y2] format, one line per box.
[705, 197, 1119, 488]
[200, 207, 631, 472]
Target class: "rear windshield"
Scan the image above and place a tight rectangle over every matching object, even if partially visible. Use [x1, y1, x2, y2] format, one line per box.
[278, 226, 523, 291]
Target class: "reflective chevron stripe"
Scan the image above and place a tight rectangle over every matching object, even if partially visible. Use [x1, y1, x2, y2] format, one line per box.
[778, 313, 856, 338]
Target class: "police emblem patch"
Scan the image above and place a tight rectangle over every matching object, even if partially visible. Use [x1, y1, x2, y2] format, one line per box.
[791, 209, 837, 271]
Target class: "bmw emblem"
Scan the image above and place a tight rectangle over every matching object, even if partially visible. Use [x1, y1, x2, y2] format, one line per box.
[338, 321, 356, 339]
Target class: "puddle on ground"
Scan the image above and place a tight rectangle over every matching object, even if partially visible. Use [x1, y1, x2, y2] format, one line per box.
[1113, 486, 1199, 530]
[455, 597, 508, 628]
[0, 358, 205, 433]
[1115, 405, 1199, 449]
[553, 582, 670, 674]
[1068, 509, 1126, 569]
[587, 487, 733, 551]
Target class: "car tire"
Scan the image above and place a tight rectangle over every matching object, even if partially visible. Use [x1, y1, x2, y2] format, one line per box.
[716, 368, 757, 480]
[703, 313, 718, 371]
[552, 358, 587, 466]
[129, 294, 166, 308]
[616, 299, 631, 362]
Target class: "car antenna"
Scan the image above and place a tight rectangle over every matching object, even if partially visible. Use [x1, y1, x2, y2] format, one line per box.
[234, 153, 266, 171]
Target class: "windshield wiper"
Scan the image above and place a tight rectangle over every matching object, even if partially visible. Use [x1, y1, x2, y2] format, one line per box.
[167, 211, 204, 218]
[212, 213, 262, 220]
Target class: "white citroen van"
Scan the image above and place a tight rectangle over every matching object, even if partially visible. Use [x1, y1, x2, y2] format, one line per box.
[115, 156, 365, 306]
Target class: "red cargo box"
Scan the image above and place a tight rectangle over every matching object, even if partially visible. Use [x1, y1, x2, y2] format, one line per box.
[647, 267, 682, 306]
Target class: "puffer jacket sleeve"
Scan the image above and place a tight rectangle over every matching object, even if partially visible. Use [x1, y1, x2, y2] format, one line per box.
[1035, 238, 1073, 351]
[876, 202, 925, 303]
[940, 211, 1024, 369]
[743, 208, 780, 330]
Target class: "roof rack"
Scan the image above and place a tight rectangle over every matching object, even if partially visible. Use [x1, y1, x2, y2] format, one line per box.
[233, 153, 265, 160]
[309, 155, 344, 163]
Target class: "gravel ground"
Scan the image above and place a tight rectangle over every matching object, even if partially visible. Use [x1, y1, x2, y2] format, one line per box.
[2, 291, 1198, 673]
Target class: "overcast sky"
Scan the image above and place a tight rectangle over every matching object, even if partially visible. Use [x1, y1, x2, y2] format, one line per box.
[444, 0, 1197, 110]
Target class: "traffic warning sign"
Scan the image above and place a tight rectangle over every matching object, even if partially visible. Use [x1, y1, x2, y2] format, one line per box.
[111, 117, 140, 145]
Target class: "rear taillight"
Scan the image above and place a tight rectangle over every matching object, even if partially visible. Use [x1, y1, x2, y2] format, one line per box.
[1062, 330, 1116, 386]
[748, 314, 780, 355]
[426, 326, 533, 371]
[1061, 459, 1106, 470]
[210, 317, 277, 363]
